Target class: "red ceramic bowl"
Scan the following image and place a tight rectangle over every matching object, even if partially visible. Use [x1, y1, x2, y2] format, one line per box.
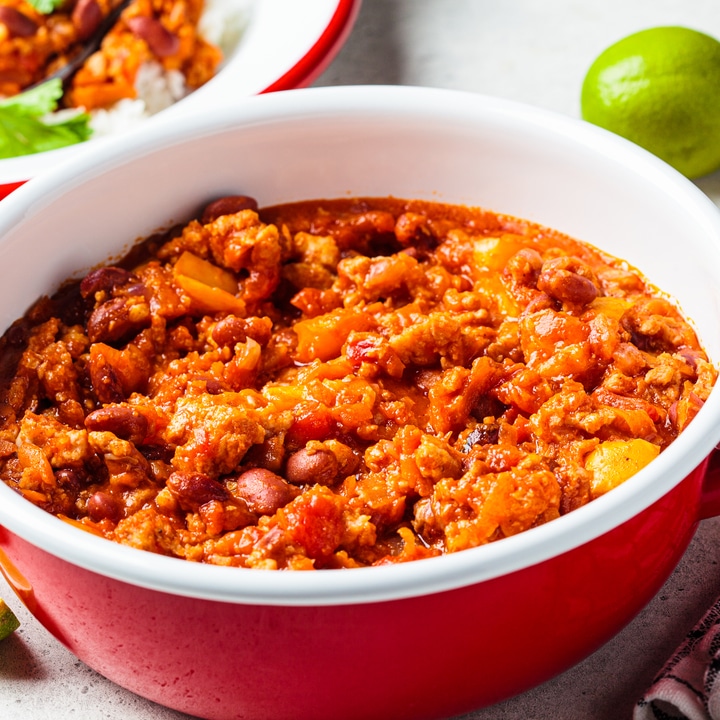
[0, 86, 720, 720]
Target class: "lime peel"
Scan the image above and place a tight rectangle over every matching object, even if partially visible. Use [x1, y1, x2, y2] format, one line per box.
[0, 597, 20, 640]
[581, 26, 720, 179]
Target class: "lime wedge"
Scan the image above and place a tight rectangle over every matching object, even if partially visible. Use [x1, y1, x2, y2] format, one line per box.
[0, 597, 20, 640]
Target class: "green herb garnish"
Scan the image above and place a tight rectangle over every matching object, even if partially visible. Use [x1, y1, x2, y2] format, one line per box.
[0, 79, 93, 159]
[24, 0, 66, 13]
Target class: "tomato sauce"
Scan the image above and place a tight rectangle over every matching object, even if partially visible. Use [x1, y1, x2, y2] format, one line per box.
[0, 196, 714, 569]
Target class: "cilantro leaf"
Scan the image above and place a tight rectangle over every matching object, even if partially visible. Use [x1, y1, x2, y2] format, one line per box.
[24, 0, 65, 13]
[0, 78, 63, 115]
[0, 80, 93, 159]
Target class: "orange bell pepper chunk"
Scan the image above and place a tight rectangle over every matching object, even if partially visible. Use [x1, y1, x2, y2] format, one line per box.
[294, 307, 373, 363]
[173, 251, 245, 315]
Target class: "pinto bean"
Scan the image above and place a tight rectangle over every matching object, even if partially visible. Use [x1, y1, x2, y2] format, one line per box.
[87, 491, 120, 522]
[167, 471, 230, 511]
[126, 16, 180, 57]
[85, 405, 149, 444]
[233, 468, 294, 515]
[80, 267, 135, 299]
[285, 445, 339, 486]
[72, 0, 103, 41]
[537, 256, 599, 307]
[87, 296, 151, 343]
[201, 196, 259, 224]
[0, 6, 38, 38]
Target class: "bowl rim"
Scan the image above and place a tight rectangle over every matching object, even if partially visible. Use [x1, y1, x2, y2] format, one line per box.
[0, 84, 720, 606]
[0, 0, 361, 187]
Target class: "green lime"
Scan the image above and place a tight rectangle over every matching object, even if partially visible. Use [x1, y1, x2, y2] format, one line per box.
[581, 26, 720, 179]
[0, 597, 19, 640]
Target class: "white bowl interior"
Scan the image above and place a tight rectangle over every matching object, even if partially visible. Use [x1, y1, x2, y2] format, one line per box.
[1, 85, 720, 604]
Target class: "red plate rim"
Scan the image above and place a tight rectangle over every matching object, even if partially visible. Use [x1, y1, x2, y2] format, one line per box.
[261, 0, 362, 93]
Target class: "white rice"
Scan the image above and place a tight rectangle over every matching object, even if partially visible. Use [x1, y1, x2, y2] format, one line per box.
[89, 0, 253, 139]
[199, 0, 253, 56]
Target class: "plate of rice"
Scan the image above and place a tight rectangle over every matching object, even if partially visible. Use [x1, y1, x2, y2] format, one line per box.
[0, 0, 360, 195]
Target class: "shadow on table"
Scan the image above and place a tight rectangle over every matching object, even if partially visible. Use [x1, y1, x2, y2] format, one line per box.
[0, 630, 49, 680]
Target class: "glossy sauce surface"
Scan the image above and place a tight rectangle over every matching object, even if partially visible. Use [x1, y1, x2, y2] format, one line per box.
[0, 196, 714, 569]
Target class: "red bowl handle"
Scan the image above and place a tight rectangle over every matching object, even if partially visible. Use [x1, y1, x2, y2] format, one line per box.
[0, 540, 35, 611]
[698, 449, 720, 520]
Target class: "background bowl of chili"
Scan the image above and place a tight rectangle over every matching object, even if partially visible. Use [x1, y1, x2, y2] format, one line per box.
[0, 0, 360, 200]
[0, 85, 720, 720]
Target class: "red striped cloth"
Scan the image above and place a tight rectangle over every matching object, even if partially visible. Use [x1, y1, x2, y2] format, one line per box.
[635, 598, 720, 720]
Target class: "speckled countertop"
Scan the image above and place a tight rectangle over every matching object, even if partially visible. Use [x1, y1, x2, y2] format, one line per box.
[3, 1, 720, 718]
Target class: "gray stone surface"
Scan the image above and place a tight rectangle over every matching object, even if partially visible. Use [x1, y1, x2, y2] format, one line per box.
[3, 0, 720, 718]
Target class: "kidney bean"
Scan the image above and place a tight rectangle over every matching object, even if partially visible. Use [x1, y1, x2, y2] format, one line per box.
[537, 256, 599, 307]
[86, 296, 151, 343]
[55, 467, 88, 490]
[201, 196, 259, 224]
[0, 6, 38, 38]
[212, 315, 273, 348]
[87, 491, 120, 522]
[139, 444, 173, 462]
[126, 16, 180, 58]
[212, 315, 247, 348]
[394, 213, 438, 254]
[241, 435, 286, 472]
[678, 347, 703, 371]
[85, 405, 149, 445]
[80, 267, 135, 299]
[315, 210, 397, 253]
[4, 321, 28, 347]
[167, 471, 230, 511]
[461, 423, 500, 453]
[72, 0, 103, 41]
[244, 316, 273, 345]
[285, 445, 339, 486]
[122, 283, 149, 297]
[233, 468, 294, 515]
[88, 352, 125, 404]
[505, 248, 543, 287]
[203, 377, 225, 395]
